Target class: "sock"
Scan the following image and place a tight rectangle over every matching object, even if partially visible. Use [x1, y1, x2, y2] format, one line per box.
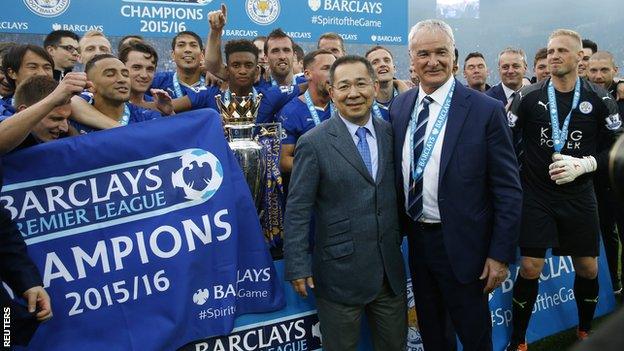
[574, 275, 599, 332]
[510, 275, 539, 343]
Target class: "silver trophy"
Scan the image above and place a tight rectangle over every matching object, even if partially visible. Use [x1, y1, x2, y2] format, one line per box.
[215, 92, 266, 210]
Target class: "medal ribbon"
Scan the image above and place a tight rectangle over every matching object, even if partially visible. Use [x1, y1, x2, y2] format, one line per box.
[410, 80, 455, 181]
[547, 77, 581, 153]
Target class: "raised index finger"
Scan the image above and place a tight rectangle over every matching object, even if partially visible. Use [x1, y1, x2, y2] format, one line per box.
[221, 3, 227, 18]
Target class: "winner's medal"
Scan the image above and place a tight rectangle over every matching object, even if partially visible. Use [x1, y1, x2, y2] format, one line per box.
[547, 77, 581, 155]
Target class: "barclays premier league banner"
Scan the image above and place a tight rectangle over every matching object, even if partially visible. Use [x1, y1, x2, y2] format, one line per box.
[0, 0, 407, 45]
[0, 110, 284, 350]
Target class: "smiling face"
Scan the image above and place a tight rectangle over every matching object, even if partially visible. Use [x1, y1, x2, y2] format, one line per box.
[171, 34, 203, 71]
[330, 61, 378, 123]
[409, 29, 454, 94]
[7, 50, 54, 88]
[588, 58, 618, 89]
[266, 36, 294, 79]
[30, 104, 71, 142]
[305, 53, 336, 98]
[79, 35, 112, 65]
[88, 57, 130, 103]
[498, 52, 526, 91]
[367, 48, 395, 84]
[125, 50, 156, 95]
[534, 57, 550, 82]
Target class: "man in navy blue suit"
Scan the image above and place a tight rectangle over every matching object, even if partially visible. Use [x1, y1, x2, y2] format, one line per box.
[486, 48, 528, 107]
[390, 19, 522, 351]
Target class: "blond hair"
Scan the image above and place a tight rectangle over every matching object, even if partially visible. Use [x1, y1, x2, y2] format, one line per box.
[548, 29, 582, 51]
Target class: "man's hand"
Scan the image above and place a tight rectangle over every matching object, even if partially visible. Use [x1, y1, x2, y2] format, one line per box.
[548, 153, 597, 185]
[150, 89, 175, 116]
[290, 277, 315, 298]
[479, 258, 508, 294]
[205, 71, 224, 87]
[22, 286, 53, 322]
[49, 72, 89, 106]
[208, 4, 227, 32]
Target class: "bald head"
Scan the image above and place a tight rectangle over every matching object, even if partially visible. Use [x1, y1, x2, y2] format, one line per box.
[589, 51, 616, 67]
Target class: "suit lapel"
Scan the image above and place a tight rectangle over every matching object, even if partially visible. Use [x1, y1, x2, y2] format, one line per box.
[394, 88, 419, 166]
[439, 80, 471, 180]
[373, 117, 388, 184]
[328, 116, 375, 184]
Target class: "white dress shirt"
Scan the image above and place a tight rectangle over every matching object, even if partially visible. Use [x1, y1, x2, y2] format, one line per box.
[502, 83, 517, 103]
[340, 114, 378, 181]
[402, 77, 455, 222]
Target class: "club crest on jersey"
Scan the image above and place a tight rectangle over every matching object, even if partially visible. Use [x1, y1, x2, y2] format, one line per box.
[579, 101, 593, 114]
[23, 0, 70, 18]
[507, 111, 518, 127]
[605, 114, 622, 130]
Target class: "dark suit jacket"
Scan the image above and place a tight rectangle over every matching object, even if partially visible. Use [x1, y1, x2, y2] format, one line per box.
[391, 79, 522, 283]
[485, 83, 508, 105]
[284, 115, 406, 305]
[0, 161, 43, 345]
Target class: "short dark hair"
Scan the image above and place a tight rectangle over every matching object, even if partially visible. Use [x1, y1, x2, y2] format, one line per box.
[329, 55, 376, 85]
[582, 39, 598, 54]
[365, 45, 393, 60]
[224, 39, 259, 64]
[264, 28, 293, 55]
[171, 31, 203, 51]
[43, 30, 80, 48]
[1, 45, 54, 90]
[84, 53, 118, 74]
[533, 47, 547, 67]
[464, 51, 485, 64]
[317, 32, 345, 53]
[303, 49, 333, 70]
[119, 41, 158, 66]
[293, 43, 305, 62]
[118, 35, 144, 53]
[13, 75, 58, 108]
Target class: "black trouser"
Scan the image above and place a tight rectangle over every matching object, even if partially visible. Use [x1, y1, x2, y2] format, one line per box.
[408, 224, 492, 351]
[596, 186, 624, 290]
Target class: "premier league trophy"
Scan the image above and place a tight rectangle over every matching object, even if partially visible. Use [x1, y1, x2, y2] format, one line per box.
[215, 92, 285, 258]
[215, 92, 266, 209]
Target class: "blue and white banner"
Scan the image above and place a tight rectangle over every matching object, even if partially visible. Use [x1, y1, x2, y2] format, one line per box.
[0, 0, 407, 44]
[0, 109, 284, 350]
[180, 242, 617, 351]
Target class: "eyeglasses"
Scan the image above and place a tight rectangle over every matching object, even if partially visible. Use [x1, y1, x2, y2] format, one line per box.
[57, 45, 79, 53]
[332, 80, 374, 93]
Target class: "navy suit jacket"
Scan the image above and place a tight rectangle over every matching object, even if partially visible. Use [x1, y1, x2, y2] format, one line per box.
[390, 79, 523, 283]
[485, 83, 508, 105]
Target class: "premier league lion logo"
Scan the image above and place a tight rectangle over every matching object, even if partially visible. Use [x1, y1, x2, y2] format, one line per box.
[23, 0, 70, 17]
[171, 149, 224, 201]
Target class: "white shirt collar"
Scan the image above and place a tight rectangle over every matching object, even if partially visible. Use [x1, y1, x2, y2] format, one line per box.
[418, 77, 455, 106]
[501, 83, 518, 101]
[339, 113, 377, 140]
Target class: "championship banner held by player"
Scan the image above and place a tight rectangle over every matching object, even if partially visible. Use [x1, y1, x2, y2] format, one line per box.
[0, 0, 407, 45]
[0, 110, 285, 350]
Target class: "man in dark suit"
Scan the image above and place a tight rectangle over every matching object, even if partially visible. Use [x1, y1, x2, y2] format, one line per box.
[1, 160, 53, 346]
[390, 19, 522, 351]
[486, 47, 528, 107]
[284, 55, 406, 351]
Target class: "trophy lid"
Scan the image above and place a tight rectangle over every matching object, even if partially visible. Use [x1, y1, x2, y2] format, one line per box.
[215, 92, 264, 125]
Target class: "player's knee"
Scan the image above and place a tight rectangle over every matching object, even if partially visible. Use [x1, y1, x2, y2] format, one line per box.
[575, 264, 598, 279]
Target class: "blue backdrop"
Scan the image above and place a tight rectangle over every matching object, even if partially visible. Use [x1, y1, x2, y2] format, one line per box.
[1, 0, 407, 45]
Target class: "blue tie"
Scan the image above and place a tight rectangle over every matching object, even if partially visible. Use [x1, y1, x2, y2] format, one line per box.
[407, 96, 433, 221]
[356, 127, 373, 177]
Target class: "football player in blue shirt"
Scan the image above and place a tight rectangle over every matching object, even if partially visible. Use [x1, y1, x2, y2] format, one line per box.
[0, 73, 86, 153]
[119, 41, 158, 107]
[278, 49, 336, 174]
[72, 54, 172, 134]
[165, 39, 302, 124]
[365, 45, 408, 122]
[150, 31, 208, 99]
[204, 4, 305, 90]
